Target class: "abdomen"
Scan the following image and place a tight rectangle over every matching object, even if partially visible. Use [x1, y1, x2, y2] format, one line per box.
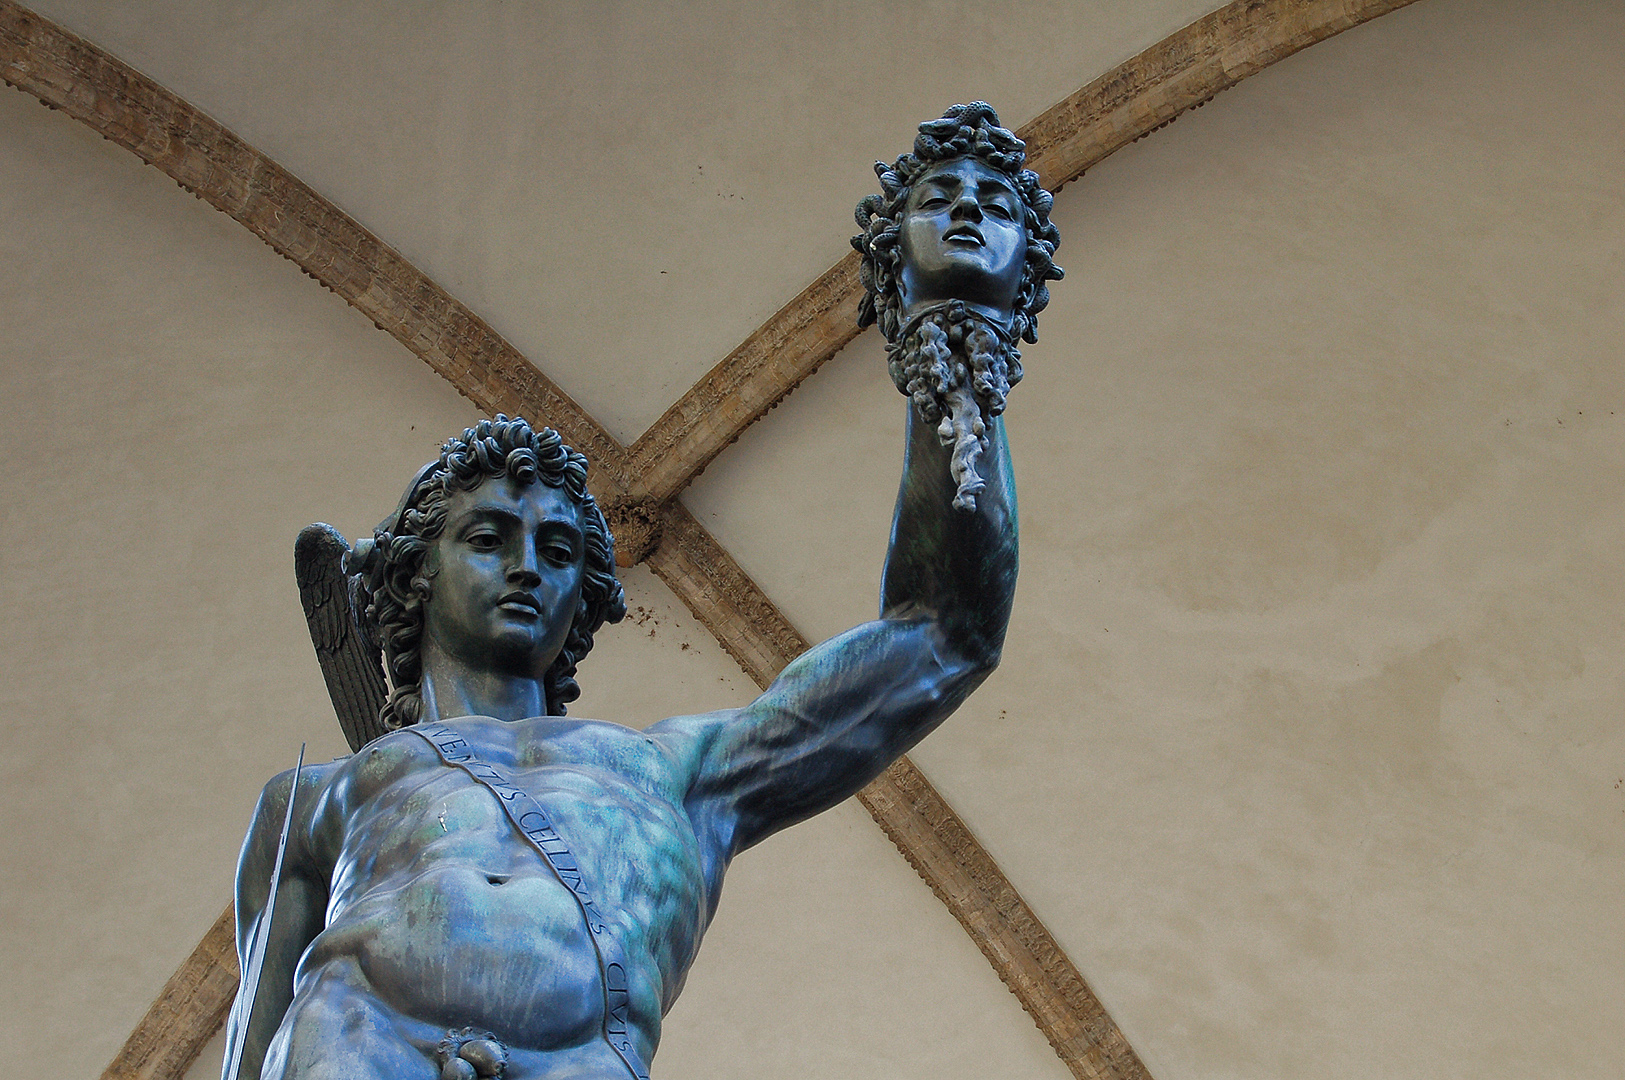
[305, 862, 605, 1050]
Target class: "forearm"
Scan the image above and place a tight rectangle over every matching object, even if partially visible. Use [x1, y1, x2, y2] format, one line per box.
[880, 407, 1017, 664]
[692, 413, 1016, 853]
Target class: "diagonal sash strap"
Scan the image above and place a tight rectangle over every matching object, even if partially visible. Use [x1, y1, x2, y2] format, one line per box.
[406, 723, 652, 1080]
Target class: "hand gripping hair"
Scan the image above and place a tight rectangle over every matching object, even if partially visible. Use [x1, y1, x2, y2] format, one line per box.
[852, 102, 1064, 511]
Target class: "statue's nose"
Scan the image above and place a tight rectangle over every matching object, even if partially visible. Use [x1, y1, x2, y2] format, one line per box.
[506, 565, 542, 587]
[950, 194, 983, 221]
[506, 543, 542, 587]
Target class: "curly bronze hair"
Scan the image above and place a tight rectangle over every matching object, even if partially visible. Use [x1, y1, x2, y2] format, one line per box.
[361, 416, 626, 728]
[852, 101, 1063, 345]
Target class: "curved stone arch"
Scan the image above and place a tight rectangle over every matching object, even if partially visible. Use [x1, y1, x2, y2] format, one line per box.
[0, 2, 1422, 1077]
[623, 0, 1425, 504]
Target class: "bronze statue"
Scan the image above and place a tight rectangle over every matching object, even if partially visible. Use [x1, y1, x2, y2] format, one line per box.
[226, 102, 1059, 1080]
[854, 100, 1062, 511]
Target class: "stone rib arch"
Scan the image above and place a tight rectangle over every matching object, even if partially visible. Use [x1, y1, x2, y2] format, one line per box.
[0, 1, 1422, 1077]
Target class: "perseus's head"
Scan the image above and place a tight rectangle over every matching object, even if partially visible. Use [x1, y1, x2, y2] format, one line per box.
[359, 416, 626, 729]
[852, 101, 1063, 344]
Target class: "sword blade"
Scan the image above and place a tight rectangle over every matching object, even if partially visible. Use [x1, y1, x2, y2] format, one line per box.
[223, 743, 305, 1080]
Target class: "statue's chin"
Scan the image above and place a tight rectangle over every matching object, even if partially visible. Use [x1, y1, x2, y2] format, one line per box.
[899, 248, 1020, 313]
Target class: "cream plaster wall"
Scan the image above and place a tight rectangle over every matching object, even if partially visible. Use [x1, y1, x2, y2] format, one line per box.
[5, 0, 1622, 1078]
[27, 0, 1221, 442]
[0, 36, 1062, 1080]
[687, 0, 1625, 1075]
[0, 81, 476, 1073]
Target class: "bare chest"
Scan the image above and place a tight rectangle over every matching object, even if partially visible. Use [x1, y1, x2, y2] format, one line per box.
[316, 720, 710, 1020]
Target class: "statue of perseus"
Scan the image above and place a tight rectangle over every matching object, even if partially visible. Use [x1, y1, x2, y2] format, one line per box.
[225, 102, 1060, 1080]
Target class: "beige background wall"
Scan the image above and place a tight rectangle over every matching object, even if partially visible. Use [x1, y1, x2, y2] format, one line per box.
[688, 1, 1625, 1074]
[2, 1, 1621, 1078]
[0, 76, 1061, 1080]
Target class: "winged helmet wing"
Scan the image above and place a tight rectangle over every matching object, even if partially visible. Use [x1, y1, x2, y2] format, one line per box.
[295, 523, 389, 752]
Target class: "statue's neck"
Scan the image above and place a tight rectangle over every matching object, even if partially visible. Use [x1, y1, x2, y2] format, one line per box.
[418, 639, 548, 722]
[899, 296, 1013, 335]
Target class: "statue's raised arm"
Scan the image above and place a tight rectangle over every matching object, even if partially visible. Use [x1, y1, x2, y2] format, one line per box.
[662, 102, 1062, 857]
[229, 103, 1059, 1080]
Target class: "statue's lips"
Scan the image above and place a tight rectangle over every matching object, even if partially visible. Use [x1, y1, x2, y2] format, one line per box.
[943, 226, 985, 247]
[498, 593, 542, 616]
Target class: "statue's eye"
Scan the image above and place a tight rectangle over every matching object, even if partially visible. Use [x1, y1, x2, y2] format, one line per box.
[467, 532, 502, 551]
[919, 194, 951, 210]
[543, 543, 576, 565]
[984, 201, 1015, 220]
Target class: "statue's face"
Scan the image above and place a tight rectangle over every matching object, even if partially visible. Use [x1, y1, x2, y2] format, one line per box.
[897, 157, 1027, 321]
[422, 474, 585, 677]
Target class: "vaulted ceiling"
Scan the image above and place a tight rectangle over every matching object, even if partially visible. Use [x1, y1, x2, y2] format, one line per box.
[3, 2, 1622, 1079]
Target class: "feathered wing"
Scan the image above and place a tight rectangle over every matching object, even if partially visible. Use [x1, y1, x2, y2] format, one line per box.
[295, 523, 389, 752]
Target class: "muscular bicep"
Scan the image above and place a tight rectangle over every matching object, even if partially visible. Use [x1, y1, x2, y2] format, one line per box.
[670, 616, 991, 858]
[233, 770, 329, 954]
[224, 770, 330, 1080]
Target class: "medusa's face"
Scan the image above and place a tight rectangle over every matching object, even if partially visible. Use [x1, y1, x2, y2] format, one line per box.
[897, 157, 1027, 322]
[422, 474, 585, 679]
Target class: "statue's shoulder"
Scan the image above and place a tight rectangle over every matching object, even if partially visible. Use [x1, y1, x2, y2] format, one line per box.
[512, 714, 698, 793]
[259, 754, 347, 805]
[244, 756, 355, 869]
[514, 714, 655, 757]
[311, 727, 452, 813]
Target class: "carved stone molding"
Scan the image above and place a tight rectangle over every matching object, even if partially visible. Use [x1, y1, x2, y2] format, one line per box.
[646, 504, 812, 686]
[98, 904, 238, 1080]
[647, 507, 1148, 1079]
[863, 765, 1148, 1080]
[623, 0, 1420, 508]
[1, 2, 1422, 1078]
[1020, 0, 1422, 188]
[626, 254, 864, 503]
[0, 0, 625, 497]
[601, 494, 666, 569]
